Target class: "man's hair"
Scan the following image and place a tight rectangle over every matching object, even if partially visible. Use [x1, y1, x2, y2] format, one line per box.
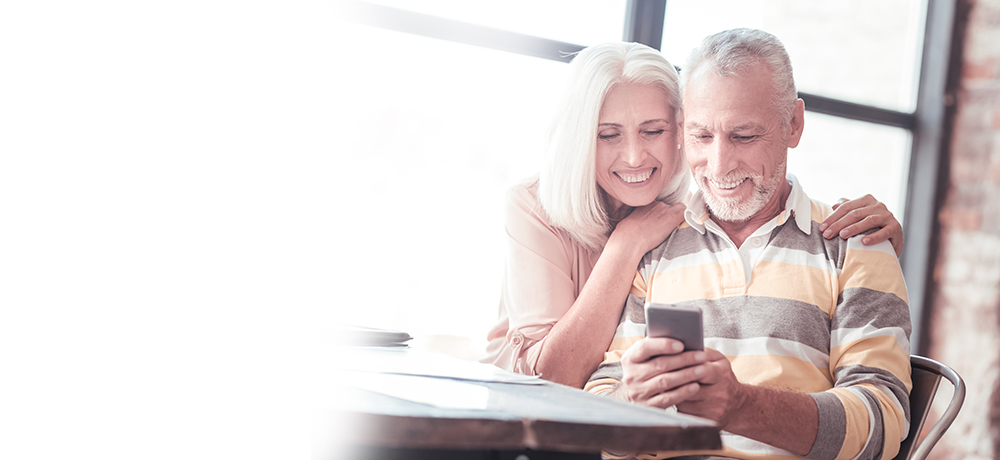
[538, 42, 690, 250]
[680, 28, 798, 126]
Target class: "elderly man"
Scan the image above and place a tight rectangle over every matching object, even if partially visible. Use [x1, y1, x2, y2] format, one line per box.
[585, 28, 911, 460]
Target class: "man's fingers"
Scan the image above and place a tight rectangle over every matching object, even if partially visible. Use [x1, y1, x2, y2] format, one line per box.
[646, 383, 700, 408]
[624, 338, 684, 363]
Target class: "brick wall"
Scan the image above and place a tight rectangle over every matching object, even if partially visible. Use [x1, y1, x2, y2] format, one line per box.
[927, 0, 1000, 458]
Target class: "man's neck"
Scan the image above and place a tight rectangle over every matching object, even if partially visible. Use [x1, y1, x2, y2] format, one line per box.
[712, 181, 792, 248]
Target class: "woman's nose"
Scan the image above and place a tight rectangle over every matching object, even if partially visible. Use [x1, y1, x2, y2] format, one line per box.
[620, 135, 646, 166]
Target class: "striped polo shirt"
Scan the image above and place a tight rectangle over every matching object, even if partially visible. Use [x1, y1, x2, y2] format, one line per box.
[585, 175, 911, 460]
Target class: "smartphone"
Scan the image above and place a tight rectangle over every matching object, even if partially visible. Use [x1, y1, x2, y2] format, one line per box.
[644, 303, 704, 351]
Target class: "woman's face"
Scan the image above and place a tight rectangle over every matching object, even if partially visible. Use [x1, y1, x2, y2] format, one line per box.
[595, 83, 678, 214]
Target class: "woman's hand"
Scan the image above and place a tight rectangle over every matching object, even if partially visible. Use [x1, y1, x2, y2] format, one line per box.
[611, 201, 686, 257]
[819, 194, 903, 257]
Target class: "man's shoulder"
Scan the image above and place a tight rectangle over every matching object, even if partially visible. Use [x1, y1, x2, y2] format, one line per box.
[645, 222, 719, 262]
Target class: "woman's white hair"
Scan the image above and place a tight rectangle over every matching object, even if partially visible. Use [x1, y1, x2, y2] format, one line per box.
[537, 42, 689, 250]
[680, 28, 798, 126]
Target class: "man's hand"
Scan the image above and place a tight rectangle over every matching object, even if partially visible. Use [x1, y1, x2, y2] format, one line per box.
[615, 338, 708, 408]
[675, 348, 747, 427]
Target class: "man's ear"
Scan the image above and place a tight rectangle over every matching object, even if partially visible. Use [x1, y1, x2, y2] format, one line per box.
[786, 98, 805, 148]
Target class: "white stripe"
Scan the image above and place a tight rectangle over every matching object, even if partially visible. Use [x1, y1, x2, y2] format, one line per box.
[832, 325, 910, 353]
[846, 386, 877, 460]
[651, 247, 741, 273]
[616, 320, 646, 339]
[847, 235, 897, 258]
[720, 431, 795, 456]
[756, 245, 839, 276]
[708, 337, 829, 369]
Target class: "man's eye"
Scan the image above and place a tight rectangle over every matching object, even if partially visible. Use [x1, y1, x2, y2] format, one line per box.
[734, 135, 757, 142]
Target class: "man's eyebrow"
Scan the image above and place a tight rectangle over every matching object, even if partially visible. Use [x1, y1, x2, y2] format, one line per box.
[683, 122, 766, 132]
[730, 123, 766, 133]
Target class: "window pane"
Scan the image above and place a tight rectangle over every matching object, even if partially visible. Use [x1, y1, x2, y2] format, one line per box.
[790, 112, 910, 221]
[661, 0, 922, 112]
[362, 0, 627, 46]
[332, 22, 567, 346]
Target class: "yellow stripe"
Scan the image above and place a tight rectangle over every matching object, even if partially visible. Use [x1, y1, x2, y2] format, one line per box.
[748, 260, 838, 315]
[855, 383, 907, 460]
[828, 387, 870, 460]
[830, 336, 912, 390]
[647, 259, 745, 302]
[602, 336, 643, 365]
[841, 248, 909, 303]
[584, 377, 619, 394]
[630, 269, 647, 298]
[729, 354, 833, 393]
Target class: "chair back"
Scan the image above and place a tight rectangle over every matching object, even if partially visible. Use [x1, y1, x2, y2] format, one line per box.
[892, 355, 966, 460]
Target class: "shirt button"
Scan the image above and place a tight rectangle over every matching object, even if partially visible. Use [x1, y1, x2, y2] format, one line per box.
[751, 237, 763, 247]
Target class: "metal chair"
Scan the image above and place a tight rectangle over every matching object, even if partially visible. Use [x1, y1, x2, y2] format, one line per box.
[892, 355, 966, 460]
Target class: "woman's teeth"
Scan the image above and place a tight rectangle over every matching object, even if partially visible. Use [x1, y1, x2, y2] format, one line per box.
[617, 170, 653, 183]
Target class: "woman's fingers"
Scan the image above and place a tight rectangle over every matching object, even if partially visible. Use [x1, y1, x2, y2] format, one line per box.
[819, 195, 904, 256]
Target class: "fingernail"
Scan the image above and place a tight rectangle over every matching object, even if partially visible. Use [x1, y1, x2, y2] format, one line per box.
[819, 223, 827, 231]
[672, 341, 684, 352]
[694, 351, 706, 361]
[862, 237, 870, 245]
[840, 229, 850, 238]
[823, 229, 833, 239]
[694, 366, 705, 376]
[688, 383, 699, 394]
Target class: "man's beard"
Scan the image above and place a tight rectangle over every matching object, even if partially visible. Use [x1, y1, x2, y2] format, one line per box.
[695, 159, 786, 222]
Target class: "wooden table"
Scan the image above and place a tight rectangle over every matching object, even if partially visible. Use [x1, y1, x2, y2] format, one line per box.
[313, 346, 721, 460]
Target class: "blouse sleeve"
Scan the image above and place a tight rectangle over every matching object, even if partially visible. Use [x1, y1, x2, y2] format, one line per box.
[497, 181, 583, 375]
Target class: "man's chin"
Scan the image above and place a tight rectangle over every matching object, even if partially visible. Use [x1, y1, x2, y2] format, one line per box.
[704, 195, 761, 222]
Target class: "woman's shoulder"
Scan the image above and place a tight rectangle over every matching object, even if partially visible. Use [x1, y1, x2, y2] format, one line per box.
[505, 175, 543, 216]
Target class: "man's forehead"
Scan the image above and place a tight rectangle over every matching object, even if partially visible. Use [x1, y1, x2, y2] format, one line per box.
[683, 68, 775, 131]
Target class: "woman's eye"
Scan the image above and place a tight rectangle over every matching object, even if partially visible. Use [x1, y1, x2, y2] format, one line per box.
[643, 130, 665, 136]
[598, 133, 620, 140]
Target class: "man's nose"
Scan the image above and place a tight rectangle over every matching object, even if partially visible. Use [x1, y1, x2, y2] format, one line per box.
[707, 139, 737, 177]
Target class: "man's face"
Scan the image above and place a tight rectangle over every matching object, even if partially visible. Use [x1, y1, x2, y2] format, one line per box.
[682, 62, 803, 222]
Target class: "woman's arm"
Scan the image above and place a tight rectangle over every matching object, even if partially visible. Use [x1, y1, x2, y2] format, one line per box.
[819, 194, 904, 257]
[534, 201, 685, 388]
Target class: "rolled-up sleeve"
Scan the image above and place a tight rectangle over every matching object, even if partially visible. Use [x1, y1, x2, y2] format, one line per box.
[487, 181, 586, 375]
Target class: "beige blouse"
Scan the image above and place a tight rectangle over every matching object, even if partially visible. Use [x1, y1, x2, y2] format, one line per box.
[483, 177, 602, 374]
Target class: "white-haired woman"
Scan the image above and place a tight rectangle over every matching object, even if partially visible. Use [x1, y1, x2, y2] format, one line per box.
[484, 42, 903, 388]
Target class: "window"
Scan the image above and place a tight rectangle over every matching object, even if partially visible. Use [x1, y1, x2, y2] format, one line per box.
[336, 0, 941, 354]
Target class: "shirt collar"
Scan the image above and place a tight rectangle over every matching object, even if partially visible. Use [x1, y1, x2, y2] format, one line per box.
[683, 174, 812, 235]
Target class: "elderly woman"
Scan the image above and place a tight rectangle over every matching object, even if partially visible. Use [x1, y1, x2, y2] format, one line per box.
[484, 42, 902, 389]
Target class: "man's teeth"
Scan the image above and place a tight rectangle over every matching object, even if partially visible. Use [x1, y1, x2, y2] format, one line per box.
[713, 177, 747, 190]
[618, 170, 653, 183]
